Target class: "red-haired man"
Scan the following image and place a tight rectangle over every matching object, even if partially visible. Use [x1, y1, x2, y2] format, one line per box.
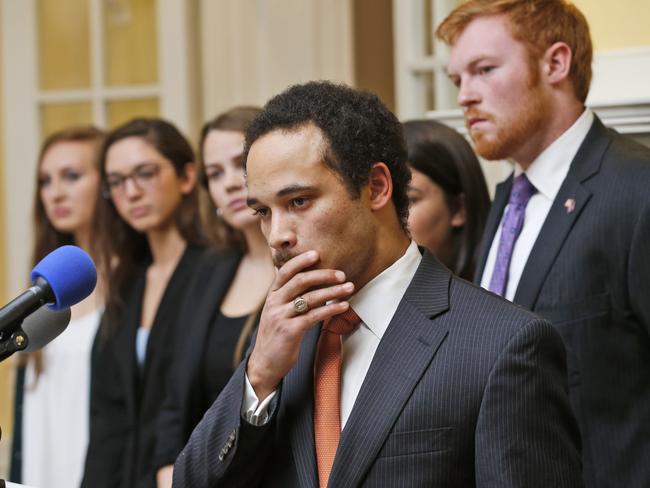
[439, 1, 650, 486]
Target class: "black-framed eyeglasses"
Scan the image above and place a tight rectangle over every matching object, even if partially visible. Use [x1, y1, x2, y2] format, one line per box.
[102, 163, 162, 199]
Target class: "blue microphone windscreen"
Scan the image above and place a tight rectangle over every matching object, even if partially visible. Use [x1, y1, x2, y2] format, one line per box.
[30, 245, 97, 310]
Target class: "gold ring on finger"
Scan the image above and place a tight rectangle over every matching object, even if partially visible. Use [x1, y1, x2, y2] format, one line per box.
[293, 296, 309, 314]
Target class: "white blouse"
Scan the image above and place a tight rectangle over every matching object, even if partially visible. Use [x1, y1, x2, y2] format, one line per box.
[21, 308, 101, 488]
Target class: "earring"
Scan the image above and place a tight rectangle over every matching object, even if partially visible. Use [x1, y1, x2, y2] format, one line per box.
[215, 208, 223, 217]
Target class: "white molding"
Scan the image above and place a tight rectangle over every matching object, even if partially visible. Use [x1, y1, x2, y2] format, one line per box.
[588, 47, 650, 107]
[393, 0, 457, 118]
[200, 0, 354, 120]
[589, 99, 650, 134]
[423, 107, 465, 133]
[2, 0, 39, 296]
[431, 0, 455, 111]
[392, 0, 424, 119]
[89, 0, 106, 126]
[407, 57, 442, 72]
[256, 0, 272, 103]
[158, 0, 199, 137]
[36, 85, 161, 104]
[315, 0, 354, 86]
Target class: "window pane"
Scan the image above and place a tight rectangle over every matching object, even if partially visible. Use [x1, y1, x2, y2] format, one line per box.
[40, 102, 94, 138]
[107, 98, 159, 128]
[37, 0, 91, 90]
[104, 0, 159, 86]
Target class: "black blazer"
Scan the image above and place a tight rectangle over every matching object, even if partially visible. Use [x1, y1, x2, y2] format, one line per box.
[475, 117, 650, 488]
[174, 251, 583, 487]
[153, 249, 243, 470]
[82, 245, 207, 488]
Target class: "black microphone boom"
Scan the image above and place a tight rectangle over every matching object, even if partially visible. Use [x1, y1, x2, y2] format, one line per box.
[0, 277, 55, 334]
[0, 277, 56, 360]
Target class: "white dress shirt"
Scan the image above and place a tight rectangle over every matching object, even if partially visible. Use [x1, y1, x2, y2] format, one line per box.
[480, 109, 594, 300]
[243, 240, 422, 426]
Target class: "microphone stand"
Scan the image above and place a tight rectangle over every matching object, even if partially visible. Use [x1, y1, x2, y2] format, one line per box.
[0, 326, 28, 363]
[0, 322, 28, 488]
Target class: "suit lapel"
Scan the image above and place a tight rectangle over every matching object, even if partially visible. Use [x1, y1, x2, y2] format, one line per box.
[513, 116, 611, 308]
[142, 247, 196, 380]
[284, 324, 321, 488]
[474, 176, 512, 283]
[114, 267, 146, 410]
[328, 252, 450, 487]
[513, 175, 591, 308]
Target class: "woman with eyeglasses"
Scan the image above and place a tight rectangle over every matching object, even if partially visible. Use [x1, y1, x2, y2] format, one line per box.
[153, 107, 275, 487]
[11, 126, 105, 488]
[404, 119, 490, 281]
[82, 118, 208, 488]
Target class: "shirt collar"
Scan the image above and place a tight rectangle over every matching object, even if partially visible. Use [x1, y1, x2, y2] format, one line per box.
[349, 240, 422, 341]
[514, 108, 594, 201]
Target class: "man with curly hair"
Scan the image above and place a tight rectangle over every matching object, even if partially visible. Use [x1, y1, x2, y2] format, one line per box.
[438, 1, 650, 486]
[173, 81, 582, 487]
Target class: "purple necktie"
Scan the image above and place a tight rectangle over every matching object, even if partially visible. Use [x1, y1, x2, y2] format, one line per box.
[489, 173, 537, 296]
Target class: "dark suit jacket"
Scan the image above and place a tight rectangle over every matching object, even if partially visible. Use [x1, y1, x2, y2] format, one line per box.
[475, 117, 650, 488]
[153, 249, 243, 470]
[83, 245, 207, 488]
[173, 251, 583, 487]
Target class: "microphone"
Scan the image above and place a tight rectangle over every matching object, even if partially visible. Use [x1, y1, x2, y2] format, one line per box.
[0, 245, 96, 361]
[22, 306, 72, 352]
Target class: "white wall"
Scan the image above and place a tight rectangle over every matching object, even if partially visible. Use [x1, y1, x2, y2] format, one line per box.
[588, 48, 650, 107]
[199, 0, 354, 119]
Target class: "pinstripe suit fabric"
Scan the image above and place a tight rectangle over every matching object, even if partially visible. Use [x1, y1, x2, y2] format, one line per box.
[475, 117, 650, 488]
[174, 252, 582, 487]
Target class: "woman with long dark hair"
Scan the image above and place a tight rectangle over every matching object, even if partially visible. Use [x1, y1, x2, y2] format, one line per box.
[12, 126, 105, 488]
[154, 107, 275, 487]
[82, 118, 207, 488]
[404, 119, 490, 281]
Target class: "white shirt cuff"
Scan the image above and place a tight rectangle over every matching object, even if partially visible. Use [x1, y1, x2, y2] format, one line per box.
[242, 373, 277, 425]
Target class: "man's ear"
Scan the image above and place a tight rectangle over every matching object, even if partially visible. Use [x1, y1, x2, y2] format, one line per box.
[367, 162, 393, 211]
[179, 161, 198, 194]
[543, 41, 572, 85]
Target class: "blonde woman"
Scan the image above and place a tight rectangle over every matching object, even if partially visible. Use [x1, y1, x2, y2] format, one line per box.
[12, 126, 105, 488]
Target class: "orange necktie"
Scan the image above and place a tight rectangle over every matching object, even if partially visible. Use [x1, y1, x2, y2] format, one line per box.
[313, 308, 361, 488]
